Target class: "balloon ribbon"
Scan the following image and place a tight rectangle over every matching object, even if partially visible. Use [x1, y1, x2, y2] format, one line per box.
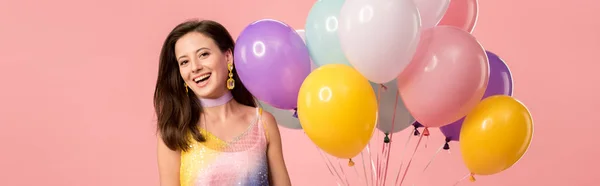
[452, 173, 476, 186]
[380, 89, 401, 185]
[395, 127, 428, 186]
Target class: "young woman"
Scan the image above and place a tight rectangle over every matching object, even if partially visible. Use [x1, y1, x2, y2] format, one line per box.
[154, 19, 291, 186]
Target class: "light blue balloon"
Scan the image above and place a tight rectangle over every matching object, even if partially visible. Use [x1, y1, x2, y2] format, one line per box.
[258, 101, 303, 130]
[370, 80, 415, 134]
[305, 0, 351, 67]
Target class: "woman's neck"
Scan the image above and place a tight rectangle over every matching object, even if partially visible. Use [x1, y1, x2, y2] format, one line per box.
[200, 91, 235, 122]
[200, 91, 233, 108]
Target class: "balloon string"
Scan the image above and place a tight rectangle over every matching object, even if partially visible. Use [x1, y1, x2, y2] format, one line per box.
[396, 128, 427, 186]
[422, 128, 430, 149]
[360, 151, 370, 186]
[355, 161, 368, 186]
[315, 145, 345, 185]
[367, 145, 377, 186]
[356, 166, 366, 186]
[309, 132, 345, 185]
[392, 131, 414, 186]
[337, 160, 350, 186]
[381, 90, 400, 185]
[323, 152, 345, 185]
[377, 141, 385, 186]
[375, 85, 383, 186]
[451, 173, 471, 186]
[379, 143, 390, 186]
[446, 139, 452, 154]
[374, 135, 380, 186]
[411, 143, 445, 186]
[421, 143, 444, 173]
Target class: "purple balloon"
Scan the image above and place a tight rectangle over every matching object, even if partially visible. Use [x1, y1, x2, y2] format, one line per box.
[440, 118, 464, 141]
[440, 51, 513, 141]
[234, 19, 312, 110]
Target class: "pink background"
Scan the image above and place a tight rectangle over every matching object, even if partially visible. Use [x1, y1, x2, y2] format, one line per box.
[1, 0, 598, 185]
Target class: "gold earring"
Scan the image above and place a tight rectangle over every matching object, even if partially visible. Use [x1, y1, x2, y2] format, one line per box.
[227, 63, 235, 90]
[184, 83, 189, 93]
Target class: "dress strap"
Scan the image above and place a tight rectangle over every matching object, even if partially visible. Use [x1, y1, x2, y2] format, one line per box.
[257, 107, 270, 144]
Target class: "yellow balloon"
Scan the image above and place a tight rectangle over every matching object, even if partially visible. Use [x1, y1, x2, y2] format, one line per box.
[297, 64, 378, 159]
[460, 95, 533, 176]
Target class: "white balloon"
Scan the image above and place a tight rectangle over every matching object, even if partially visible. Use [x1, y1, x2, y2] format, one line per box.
[295, 29, 306, 43]
[338, 0, 422, 84]
[414, 0, 450, 28]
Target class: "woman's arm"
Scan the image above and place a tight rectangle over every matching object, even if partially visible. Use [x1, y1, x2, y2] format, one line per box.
[157, 134, 181, 186]
[263, 112, 292, 186]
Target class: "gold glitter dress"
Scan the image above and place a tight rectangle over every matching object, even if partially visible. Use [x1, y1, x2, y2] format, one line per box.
[180, 107, 270, 186]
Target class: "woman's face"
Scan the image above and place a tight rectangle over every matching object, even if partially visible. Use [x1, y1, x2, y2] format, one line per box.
[175, 32, 232, 99]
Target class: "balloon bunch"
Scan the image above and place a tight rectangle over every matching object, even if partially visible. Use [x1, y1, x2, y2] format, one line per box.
[234, 0, 533, 185]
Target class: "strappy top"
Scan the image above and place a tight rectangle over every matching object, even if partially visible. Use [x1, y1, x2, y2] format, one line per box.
[180, 107, 270, 186]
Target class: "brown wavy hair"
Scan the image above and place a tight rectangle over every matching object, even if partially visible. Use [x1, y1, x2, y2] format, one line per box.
[154, 20, 256, 152]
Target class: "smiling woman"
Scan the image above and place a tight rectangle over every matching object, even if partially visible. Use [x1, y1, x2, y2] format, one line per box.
[153, 19, 291, 186]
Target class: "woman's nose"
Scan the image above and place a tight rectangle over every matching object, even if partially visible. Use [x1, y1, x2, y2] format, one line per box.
[190, 59, 202, 73]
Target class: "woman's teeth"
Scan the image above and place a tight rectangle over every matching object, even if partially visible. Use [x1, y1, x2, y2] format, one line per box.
[194, 74, 211, 83]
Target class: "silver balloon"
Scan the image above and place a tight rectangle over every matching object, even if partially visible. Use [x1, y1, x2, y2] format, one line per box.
[370, 80, 415, 134]
[258, 101, 303, 130]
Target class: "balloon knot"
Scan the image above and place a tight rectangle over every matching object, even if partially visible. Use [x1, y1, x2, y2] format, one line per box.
[292, 108, 298, 118]
[384, 133, 390, 143]
[469, 173, 476, 182]
[423, 127, 430, 136]
[348, 159, 355, 167]
[443, 137, 451, 150]
[413, 126, 420, 136]
[413, 122, 423, 128]
[380, 84, 388, 91]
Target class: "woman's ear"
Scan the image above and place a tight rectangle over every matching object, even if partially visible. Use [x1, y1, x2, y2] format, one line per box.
[225, 49, 233, 64]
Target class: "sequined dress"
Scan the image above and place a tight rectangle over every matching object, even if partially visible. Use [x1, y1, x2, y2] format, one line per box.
[180, 108, 270, 186]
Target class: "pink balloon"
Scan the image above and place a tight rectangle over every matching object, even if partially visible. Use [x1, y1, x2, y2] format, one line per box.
[397, 26, 489, 128]
[438, 0, 478, 33]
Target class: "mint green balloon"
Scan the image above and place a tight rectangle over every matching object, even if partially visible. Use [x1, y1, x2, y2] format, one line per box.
[305, 0, 351, 67]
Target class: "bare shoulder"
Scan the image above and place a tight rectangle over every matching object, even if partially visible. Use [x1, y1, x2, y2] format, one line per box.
[260, 109, 277, 127]
[258, 108, 281, 142]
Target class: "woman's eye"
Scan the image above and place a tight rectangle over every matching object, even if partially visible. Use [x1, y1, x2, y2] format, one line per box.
[200, 52, 210, 57]
[180, 60, 188, 65]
